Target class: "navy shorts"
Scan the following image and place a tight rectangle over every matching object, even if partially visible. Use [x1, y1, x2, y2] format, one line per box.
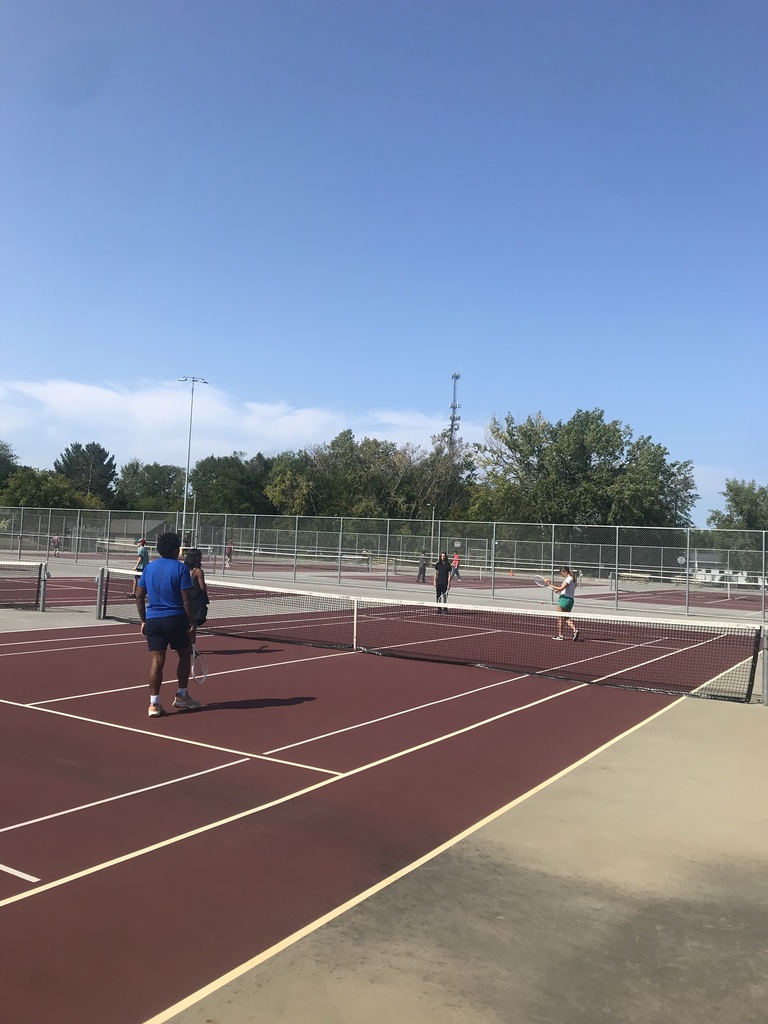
[145, 614, 192, 652]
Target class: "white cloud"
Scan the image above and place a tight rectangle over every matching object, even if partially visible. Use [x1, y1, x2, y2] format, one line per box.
[1, 378, 481, 471]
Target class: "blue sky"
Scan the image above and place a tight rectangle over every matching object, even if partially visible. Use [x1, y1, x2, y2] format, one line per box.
[0, 0, 765, 525]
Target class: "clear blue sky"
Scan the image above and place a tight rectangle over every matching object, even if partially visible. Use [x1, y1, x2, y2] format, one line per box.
[1, 0, 765, 525]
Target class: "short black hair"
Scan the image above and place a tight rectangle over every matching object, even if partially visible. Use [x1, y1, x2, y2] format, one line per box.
[157, 532, 181, 558]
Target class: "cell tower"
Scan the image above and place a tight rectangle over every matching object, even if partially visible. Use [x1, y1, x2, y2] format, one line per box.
[449, 372, 461, 449]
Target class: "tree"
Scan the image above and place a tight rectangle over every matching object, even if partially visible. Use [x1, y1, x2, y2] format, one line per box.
[473, 408, 698, 526]
[707, 480, 768, 530]
[115, 459, 185, 511]
[0, 468, 103, 509]
[54, 442, 117, 505]
[0, 439, 19, 487]
[189, 452, 276, 514]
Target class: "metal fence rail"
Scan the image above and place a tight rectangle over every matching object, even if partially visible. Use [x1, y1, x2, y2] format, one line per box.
[2, 506, 767, 621]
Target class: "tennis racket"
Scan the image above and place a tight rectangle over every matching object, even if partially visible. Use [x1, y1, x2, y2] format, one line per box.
[191, 646, 208, 685]
[533, 575, 549, 588]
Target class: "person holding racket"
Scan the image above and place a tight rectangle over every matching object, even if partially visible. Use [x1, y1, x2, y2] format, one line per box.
[434, 551, 451, 613]
[135, 532, 202, 717]
[184, 548, 210, 684]
[545, 567, 579, 641]
[130, 538, 150, 597]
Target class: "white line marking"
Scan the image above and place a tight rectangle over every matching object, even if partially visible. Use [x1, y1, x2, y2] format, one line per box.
[0, 682, 586, 909]
[0, 629, 136, 650]
[0, 699, 342, 777]
[0, 639, 144, 659]
[265, 671, 532, 753]
[0, 759, 251, 835]
[139, 695, 687, 1024]
[0, 862, 40, 883]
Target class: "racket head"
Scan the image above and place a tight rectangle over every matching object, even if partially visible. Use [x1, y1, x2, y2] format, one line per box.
[192, 647, 208, 685]
[533, 575, 548, 588]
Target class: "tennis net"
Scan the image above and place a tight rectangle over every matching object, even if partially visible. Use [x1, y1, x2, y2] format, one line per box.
[0, 559, 46, 610]
[98, 568, 761, 702]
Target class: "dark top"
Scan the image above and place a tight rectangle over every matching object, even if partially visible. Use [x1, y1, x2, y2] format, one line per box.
[434, 560, 451, 586]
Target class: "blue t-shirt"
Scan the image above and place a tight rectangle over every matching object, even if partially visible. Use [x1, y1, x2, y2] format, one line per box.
[136, 544, 150, 569]
[138, 558, 192, 619]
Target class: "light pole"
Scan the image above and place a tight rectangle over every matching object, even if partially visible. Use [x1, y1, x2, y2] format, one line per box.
[427, 504, 436, 556]
[179, 376, 208, 544]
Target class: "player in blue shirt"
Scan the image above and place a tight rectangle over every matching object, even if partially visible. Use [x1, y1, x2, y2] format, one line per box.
[136, 532, 201, 717]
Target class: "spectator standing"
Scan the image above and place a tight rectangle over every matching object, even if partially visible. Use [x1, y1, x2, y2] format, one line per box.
[417, 551, 427, 583]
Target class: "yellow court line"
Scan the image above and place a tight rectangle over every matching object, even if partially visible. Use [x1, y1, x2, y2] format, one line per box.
[0, 681, 587, 911]
[141, 694, 686, 1024]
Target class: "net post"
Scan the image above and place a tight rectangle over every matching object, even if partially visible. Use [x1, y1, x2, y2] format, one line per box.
[38, 562, 47, 611]
[762, 632, 768, 706]
[95, 567, 105, 619]
[352, 597, 358, 650]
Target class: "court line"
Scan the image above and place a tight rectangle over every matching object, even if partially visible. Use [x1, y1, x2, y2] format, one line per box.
[0, 862, 40, 883]
[0, 699, 342, 777]
[0, 758, 251, 835]
[0, 681, 586, 910]
[267, 633, 740, 756]
[0, 638, 144, 659]
[0, 629, 138, 650]
[140, 693, 686, 1024]
[24, 647, 359, 706]
[265, 670, 534, 753]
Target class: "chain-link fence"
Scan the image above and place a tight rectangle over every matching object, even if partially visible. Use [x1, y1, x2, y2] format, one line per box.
[2, 506, 766, 619]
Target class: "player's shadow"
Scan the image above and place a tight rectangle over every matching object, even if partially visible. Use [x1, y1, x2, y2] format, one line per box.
[199, 696, 316, 712]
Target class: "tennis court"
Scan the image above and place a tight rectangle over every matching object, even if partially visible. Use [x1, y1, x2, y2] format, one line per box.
[1, 574, 766, 1024]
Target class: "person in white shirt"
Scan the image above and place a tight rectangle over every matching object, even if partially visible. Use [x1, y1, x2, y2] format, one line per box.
[546, 567, 579, 641]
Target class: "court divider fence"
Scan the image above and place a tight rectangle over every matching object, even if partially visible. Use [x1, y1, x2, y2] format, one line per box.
[2, 505, 768, 621]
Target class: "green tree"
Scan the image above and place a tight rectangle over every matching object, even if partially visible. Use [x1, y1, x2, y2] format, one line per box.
[473, 408, 698, 526]
[115, 459, 185, 511]
[189, 452, 276, 514]
[0, 439, 19, 487]
[0, 468, 103, 509]
[707, 480, 768, 530]
[265, 450, 319, 515]
[54, 442, 117, 505]
[416, 429, 476, 521]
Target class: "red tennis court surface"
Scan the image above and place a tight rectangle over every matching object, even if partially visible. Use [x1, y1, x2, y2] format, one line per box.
[0, 617, 721, 1024]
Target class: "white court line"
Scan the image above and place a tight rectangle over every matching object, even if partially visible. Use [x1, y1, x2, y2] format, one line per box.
[0, 699, 342, 778]
[140, 694, 687, 1024]
[0, 759, 250, 835]
[0, 638, 144, 659]
[0, 862, 40, 883]
[0, 681, 586, 910]
[264, 630, 738, 756]
[24, 647, 359, 706]
[0, 629, 136, 650]
[265, 670, 532, 753]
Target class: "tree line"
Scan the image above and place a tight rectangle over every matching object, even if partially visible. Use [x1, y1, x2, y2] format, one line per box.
[0, 409, 761, 529]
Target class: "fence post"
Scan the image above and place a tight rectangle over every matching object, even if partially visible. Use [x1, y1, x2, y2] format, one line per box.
[490, 522, 497, 599]
[685, 528, 691, 616]
[293, 516, 299, 581]
[384, 519, 391, 589]
[337, 517, 344, 585]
